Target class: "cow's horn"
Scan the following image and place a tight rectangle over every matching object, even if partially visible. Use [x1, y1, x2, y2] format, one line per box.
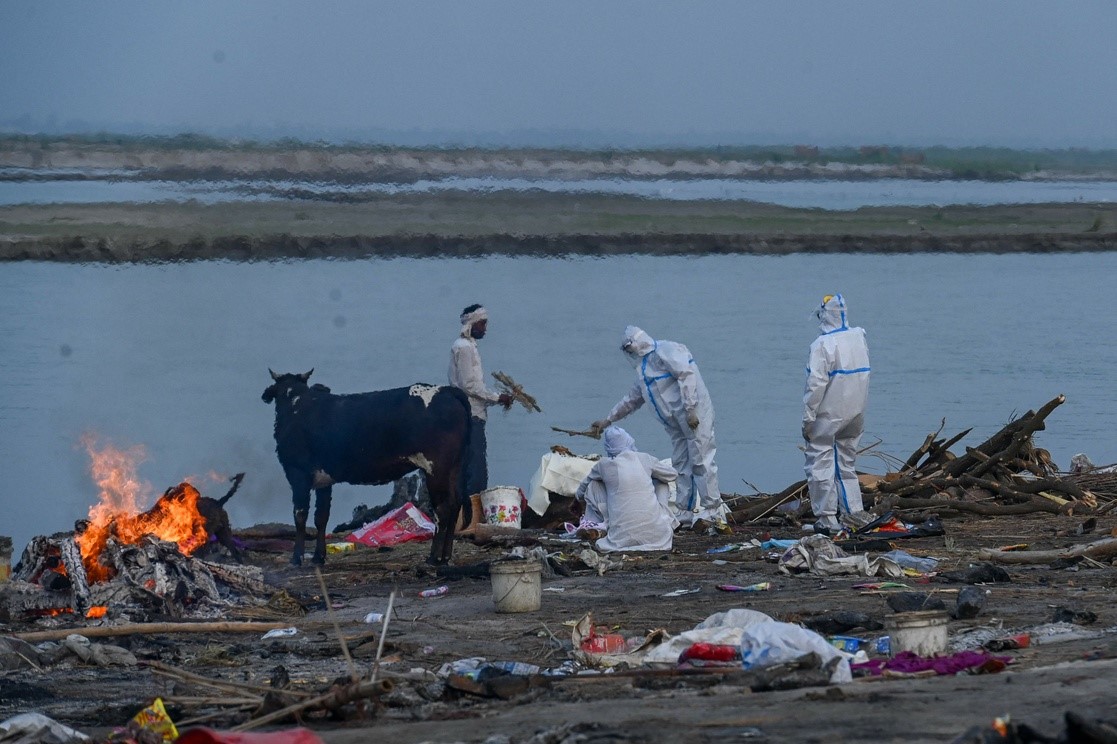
[269, 368, 280, 381]
[300, 368, 314, 381]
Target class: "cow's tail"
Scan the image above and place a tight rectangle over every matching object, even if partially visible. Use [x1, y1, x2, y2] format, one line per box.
[218, 472, 246, 507]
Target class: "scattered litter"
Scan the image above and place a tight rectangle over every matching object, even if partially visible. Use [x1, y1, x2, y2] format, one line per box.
[325, 541, 355, 554]
[128, 698, 178, 743]
[661, 587, 701, 597]
[1052, 606, 1098, 625]
[678, 642, 741, 666]
[740, 619, 852, 683]
[261, 627, 298, 640]
[419, 585, 449, 598]
[715, 582, 771, 593]
[363, 612, 384, 624]
[780, 534, 904, 577]
[885, 592, 947, 614]
[801, 611, 884, 635]
[0, 713, 90, 743]
[346, 502, 436, 548]
[852, 649, 1010, 677]
[543, 587, 566, 593]
[878, 550, 939, 573]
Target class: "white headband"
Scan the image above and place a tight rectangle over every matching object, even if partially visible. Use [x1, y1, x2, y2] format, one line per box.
[460, 307, 488, 336]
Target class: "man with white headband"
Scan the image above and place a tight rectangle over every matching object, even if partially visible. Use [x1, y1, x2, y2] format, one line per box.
[574, 426, 678, 552]
[588, 326, 730, 534]
[449, 304, 513, 502]
[803, 293, 871, 535]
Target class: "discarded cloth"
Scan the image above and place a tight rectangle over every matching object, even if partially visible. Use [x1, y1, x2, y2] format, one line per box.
[346, 502, 435, 547]
[851, 650, 1010, 677]
[526, 452, 597, 515]
[176, 728, 325, 744]
[779, 534, 903, 577]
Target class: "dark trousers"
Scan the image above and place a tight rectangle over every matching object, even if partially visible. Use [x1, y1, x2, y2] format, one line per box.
[461, 416, 488, 501]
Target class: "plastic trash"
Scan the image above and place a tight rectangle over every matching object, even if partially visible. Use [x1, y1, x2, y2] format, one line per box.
[488, 660, 542, 676]
[130, 698, 179, 743]
[363, 612, 384, 624]
[952, 586, 987, 619]
[739, 619, 853, 683]
[346, 502, 436, 548]
[760, 538, 798, 550]
[661, 587, 701, 597]
[715, 582, 771, 593]
[983, 633, 1030, 651]
[0, 713, 90, 743]
[678, 642, 741, 665]
[879, 550, 939, 573]
[261, 627, 298, 639]
[419, 585, 449, 598]
[580, 633, 627, 654]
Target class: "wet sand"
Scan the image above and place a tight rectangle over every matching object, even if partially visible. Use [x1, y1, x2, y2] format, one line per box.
[2, 196, 1116, 261]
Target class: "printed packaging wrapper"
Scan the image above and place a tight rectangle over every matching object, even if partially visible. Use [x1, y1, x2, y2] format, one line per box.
[131, 697, 178, 742]
[346, 502, 436, 547]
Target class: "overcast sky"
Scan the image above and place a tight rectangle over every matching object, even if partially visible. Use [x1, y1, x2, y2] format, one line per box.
[2, 1, 1116, 148]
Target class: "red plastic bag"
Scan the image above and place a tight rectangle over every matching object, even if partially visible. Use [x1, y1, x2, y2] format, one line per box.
[346, 502, 436, 547]
[678, 643, 742, 665]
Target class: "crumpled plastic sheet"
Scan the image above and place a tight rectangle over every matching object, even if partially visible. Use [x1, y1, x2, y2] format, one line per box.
[642, 608, 852, 684]
[0, 713, 90, 744]
[779, 534, 904, 577]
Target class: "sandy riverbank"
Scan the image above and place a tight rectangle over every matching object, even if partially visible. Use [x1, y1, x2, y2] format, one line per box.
[2, 196, 1116, 261]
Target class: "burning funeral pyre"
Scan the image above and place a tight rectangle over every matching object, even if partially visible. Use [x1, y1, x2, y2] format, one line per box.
[0, 437, 270, 624]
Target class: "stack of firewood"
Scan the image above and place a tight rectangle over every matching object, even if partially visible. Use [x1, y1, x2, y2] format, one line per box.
[870, 394, 1107, 517]
[730, 394, 1112, 524]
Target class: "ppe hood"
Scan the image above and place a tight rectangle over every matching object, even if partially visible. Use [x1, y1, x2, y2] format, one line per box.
[817, 294, 849, 334]
[621, 326, 656, 357]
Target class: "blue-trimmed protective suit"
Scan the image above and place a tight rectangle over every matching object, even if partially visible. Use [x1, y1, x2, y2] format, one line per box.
[600, 326, 726, 525]
[803, 295, 871, 526]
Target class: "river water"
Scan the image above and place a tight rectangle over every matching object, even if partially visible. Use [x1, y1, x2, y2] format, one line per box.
[3, 176, 1117, 209]
[1, 253, 1114, 556]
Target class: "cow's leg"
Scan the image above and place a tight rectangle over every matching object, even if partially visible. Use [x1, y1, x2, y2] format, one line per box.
[427, 462, 462, 565]
[287, 470, 313, 566]
[311, 486, 332, 565]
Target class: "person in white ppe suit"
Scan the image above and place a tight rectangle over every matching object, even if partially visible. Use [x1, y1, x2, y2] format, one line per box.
[589, 326, 729, 531]
[803, 294, 871, 535]
[449, 304, 513, 501]
[575, 426, 679, 552]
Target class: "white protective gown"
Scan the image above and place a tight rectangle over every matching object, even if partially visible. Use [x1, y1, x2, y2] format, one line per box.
[603, 326, 727, 525]
[575, 427, 679, 552]
[803, 294, 871, 522]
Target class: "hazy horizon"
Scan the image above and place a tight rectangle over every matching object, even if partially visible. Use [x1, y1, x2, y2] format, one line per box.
[3, 2, 1116, 150]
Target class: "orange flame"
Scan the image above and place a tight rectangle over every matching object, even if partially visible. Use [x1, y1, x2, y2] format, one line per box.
[76, 435, 209, 583]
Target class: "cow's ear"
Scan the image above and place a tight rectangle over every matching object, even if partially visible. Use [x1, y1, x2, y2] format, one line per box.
[269, 369, 280, 381]
[300, 369, 314, 382]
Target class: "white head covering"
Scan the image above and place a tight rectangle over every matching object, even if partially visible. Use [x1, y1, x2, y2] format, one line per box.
[460, 306, 488, 337]
[603, 426, 637, 457]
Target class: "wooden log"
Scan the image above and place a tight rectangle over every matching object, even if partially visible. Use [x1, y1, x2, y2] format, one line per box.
[57, 537, 91, 615]
[12, 620, 294, 643]
[977, 537, 1117, 565]
[944, 395, 1065, 477]
[882, 495, 1062, 517]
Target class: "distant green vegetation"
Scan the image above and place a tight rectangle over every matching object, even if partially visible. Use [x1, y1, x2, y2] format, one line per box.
[3, 133, 1117, 179]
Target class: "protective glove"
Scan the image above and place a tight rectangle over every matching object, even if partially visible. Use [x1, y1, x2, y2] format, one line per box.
[686, 410, 699, 430]
[590, 419, 611, 437]
[497, 393, 514, 409]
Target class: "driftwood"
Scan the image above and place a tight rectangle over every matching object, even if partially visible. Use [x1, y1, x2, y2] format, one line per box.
[730, 480, 807, 523]
[232, 677, 395, 731]
[977, 537, 1117, 565]
[493, 371, 541, 412]
[13, 620, 294, 643]
[551, 426, 600, 439]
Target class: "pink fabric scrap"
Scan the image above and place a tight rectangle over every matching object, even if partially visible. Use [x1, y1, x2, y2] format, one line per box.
[851, 650, 1010, 677]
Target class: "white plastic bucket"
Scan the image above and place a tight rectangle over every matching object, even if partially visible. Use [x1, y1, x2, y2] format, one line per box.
[479, 486, 523, 528]
[884, 610, 949, 656]
[490, 560, 542, 613]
